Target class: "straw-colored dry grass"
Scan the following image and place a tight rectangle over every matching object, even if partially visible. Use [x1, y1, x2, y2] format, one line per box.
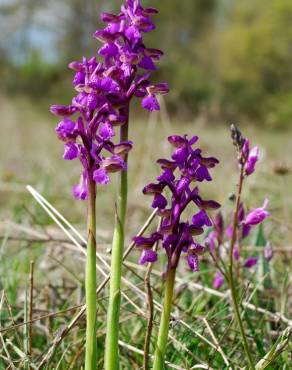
[0, 95, 292, 369]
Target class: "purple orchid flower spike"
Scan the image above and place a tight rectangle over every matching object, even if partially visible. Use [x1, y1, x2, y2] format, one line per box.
[50, 0, 168, 199]
[133, 135, 220, 272]
[50, 1, 168, 368]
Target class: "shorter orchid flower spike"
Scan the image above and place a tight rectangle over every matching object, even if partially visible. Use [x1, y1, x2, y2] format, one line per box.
[243, 199, 270, 227]
[133, 134, 220, 272]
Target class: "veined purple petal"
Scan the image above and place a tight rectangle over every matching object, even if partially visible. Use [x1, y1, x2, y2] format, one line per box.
[142, 94, 160, 111]
[152, 193, 167, 209]
[63, 142, 79, 160]
[99, 122, 115, 140]
[139, 249, 158, 264]
[72, 175, 87, 200]
[93, 168, 110, 185]
[55, 118, 76, 141]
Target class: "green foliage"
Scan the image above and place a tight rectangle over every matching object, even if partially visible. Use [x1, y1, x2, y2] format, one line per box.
[219, 0, 292, 126]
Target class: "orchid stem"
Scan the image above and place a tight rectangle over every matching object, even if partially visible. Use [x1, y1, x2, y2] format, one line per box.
[85, 176, 97, 370]
[153, 267, 176, 370]
[105, 108, 129, 370]
[228, 163, 255, 370]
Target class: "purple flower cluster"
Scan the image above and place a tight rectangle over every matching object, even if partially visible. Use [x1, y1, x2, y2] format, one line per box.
[134, 135, 220, 271]
[50, 0, 168, 199]
[208, 137, 270, 289]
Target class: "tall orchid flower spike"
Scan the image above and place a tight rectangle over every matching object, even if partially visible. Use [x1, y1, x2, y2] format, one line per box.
[133, 135, 220, 369]
[50, 1, 168, 369]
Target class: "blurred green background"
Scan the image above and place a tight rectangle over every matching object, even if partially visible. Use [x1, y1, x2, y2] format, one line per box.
[2, 0, 292, 126]
[0, 0, 291, 230]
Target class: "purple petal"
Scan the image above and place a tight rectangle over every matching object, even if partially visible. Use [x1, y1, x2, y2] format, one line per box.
[72, 175, 87, 200]
[63, 142, 79, 160]
[138, 56, 156, 71]
[246, 146, 259, 176]
[142, 94, 160, 111]
[187, 254, 199, 272]
[139, 249, 158, 265]
[157, 169, 175, 182]
[212, 272, 225, 289]
[152, 193, 167, 209]
[171, 148, 188, 163]
[93, 168, 110, 185]
[98, 42, 119, 57]
[243, 256, 258, 268]
[243, 199, 270, 227]
[196, 165, 212, 182]
[192, 210, 212, 228]
[99, 122, 115, 140]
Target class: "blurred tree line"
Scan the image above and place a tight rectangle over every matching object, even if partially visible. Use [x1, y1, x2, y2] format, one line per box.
[1, 0, 292, 127]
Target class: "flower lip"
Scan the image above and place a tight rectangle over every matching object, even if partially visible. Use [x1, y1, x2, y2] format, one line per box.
[139, 249, 158, 264]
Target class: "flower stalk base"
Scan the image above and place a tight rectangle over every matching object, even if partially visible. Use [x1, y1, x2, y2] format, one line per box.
[104, 119, 129, 370]
[85, 177, 97, 370]
[153, 268, 176, 370]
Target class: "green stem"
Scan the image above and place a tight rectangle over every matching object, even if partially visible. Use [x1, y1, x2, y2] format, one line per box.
[85, 177, 97, 370]
[228, 163, 255, 370]
[104, 110, 129, 370]
[229, 268, 255, 369]
[153, 268, 176, 370]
